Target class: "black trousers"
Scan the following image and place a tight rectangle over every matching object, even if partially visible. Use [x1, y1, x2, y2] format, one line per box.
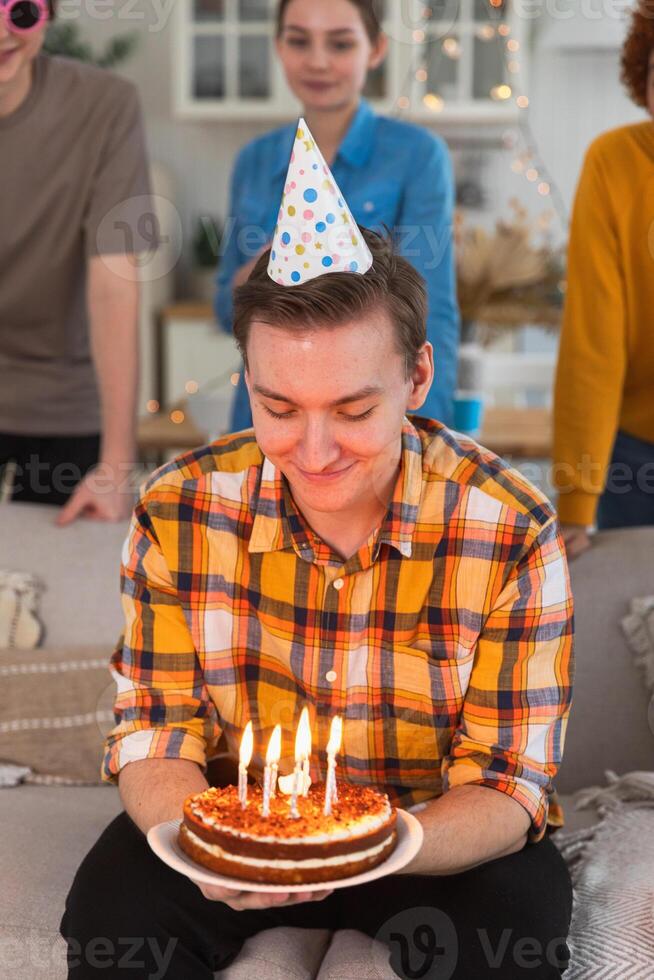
[0, 432, 100, 506]
[60, 810, 573, 980]
[596, 429, 654, 530]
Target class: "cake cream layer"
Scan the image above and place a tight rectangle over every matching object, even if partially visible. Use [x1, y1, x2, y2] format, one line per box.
[184, 782, 396, 861]
[181, 823, 392, 870]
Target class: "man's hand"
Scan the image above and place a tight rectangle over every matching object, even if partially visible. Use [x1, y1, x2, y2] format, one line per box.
[560, 523, 592, 561]
[56, 463, 134, 526]
[196, 882, 334, 911]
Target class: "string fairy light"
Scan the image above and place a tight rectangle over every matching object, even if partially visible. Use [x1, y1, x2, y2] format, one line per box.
[388, 0, 569, 230]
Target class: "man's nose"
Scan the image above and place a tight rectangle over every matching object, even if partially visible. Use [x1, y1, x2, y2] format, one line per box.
[296, 418, 340, 471]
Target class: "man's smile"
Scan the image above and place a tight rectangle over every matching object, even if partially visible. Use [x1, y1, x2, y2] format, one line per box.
[294, 462, 356, 484]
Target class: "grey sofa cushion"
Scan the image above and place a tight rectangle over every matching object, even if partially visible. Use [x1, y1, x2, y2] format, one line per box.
[0, 785, 123, 979]
[556, 528, 654, 794]
[214, 927, 332, 980]
[0, 502, 129, 647]
[316, 929, 397, 979]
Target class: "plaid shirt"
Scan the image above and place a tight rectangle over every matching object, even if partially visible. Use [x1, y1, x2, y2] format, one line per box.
[102, 417, 574, 843]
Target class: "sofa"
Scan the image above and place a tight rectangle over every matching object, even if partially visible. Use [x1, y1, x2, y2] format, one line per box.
[1, 501, 653, 979]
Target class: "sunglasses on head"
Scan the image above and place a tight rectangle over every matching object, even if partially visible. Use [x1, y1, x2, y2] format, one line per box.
[1, 0, 49, 34]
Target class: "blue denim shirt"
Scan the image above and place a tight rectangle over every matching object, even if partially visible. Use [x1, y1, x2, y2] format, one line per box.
[215, 99, 459, 431]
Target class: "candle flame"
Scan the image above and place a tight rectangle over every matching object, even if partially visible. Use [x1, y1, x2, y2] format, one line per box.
[239, 720, 253, 767]
[326, 715, 342, 757]
[266, 724, 282, 765]
[295, 706, 311, 761]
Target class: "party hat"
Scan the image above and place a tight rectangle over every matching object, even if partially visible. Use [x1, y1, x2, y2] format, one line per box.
[268, 118, 373, 287]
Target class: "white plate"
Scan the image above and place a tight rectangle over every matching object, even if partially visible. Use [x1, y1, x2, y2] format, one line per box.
[147, 809, 423, 894]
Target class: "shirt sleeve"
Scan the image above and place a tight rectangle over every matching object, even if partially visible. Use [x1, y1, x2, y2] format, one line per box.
[101, 495, 222, 784]
[396, 133, 460, 427]
[553, 141, 627, 527]
[84, 81, 158, 258]
[441, 515, 575, 843]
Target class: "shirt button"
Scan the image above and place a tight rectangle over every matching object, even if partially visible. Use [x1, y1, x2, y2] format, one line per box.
[325, 670, 337, 683]
[333, 578, 344, 591]
[364, 201, 375, 212]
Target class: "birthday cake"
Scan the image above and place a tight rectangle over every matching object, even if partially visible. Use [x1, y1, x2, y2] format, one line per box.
[178, 781, 398, 885]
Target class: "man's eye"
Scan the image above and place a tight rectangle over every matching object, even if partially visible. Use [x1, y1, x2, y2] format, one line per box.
[331, 42, 356, 51]
[263, 405, 295, 420]
[341, 408, 375, 422]
[286, 38, 307, 47]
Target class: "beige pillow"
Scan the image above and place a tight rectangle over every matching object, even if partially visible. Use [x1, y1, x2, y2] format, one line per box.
[0, 646, 116, 785]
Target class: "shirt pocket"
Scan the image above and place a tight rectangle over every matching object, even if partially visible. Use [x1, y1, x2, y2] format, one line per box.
[348, 179, 403, 231]
[383, 643, 475, 717]
[343, 642, 475, 790]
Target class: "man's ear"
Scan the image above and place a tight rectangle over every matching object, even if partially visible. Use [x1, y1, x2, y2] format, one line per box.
[406, 343, 434, 412]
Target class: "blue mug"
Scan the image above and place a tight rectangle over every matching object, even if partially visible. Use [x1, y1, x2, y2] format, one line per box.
[453, 394, 485, 437]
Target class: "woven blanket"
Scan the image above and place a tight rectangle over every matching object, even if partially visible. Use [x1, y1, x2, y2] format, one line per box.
[554, 773, 654, 979]
[621, 595, 654, 694]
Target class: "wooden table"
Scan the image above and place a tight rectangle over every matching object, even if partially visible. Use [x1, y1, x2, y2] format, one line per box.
[138, 406, 552, 463]
[136, 408, 209, 466]
[480, 406, 552, 458]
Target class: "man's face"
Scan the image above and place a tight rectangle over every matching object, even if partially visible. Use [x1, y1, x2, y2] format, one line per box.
[245, 309, 433, 519]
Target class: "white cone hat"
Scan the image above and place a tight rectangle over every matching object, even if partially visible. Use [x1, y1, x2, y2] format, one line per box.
[267, 118, 373, 287]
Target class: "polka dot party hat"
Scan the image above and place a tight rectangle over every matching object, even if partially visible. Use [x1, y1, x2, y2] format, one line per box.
[267, 118, 373, 287]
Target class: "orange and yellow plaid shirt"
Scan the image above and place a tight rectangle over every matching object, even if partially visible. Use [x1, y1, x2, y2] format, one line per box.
[102, 417, 574, 842]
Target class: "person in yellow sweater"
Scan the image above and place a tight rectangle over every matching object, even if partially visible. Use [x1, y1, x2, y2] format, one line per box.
[553, 0, 654, 559]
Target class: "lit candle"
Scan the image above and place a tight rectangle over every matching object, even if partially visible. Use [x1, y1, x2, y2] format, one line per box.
[270, 754, 279, 799]
[262, 724, 281, 817]
[290, 706, 311, 819]
[238, 720, 253, 809]
[323, 715, 343, 817]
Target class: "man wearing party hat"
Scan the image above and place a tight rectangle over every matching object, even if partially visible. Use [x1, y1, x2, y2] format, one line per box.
[63, 122, 575, 979]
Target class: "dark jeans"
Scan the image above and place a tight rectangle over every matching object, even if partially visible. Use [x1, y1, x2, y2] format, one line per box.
[597, 429, 654, 530]
[0, 432, 100, 507]
[60, 811, 572, 979]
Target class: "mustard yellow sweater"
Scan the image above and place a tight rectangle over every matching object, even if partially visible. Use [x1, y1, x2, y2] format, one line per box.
[553, 121, 654, 526]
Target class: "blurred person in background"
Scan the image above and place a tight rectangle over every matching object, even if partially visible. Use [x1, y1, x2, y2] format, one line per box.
[0, 0, 156, 523]
[216, 0, 459, 433]
[553, 0, 654, 558]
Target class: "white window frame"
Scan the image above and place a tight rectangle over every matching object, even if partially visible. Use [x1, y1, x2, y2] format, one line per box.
[172, 0, 528, 125]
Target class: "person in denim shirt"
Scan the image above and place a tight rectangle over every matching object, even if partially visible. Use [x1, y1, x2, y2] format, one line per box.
[216, 0, 459, 433]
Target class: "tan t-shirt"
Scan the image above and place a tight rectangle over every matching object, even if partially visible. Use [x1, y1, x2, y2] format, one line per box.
[0, 54, 155, 435]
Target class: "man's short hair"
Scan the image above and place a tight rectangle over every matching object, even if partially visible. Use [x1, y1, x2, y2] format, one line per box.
[232, 227, 428, 375]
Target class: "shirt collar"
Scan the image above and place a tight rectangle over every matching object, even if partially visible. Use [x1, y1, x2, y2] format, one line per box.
[248, 417, 423, 560]
[271, 99, 376, 179]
